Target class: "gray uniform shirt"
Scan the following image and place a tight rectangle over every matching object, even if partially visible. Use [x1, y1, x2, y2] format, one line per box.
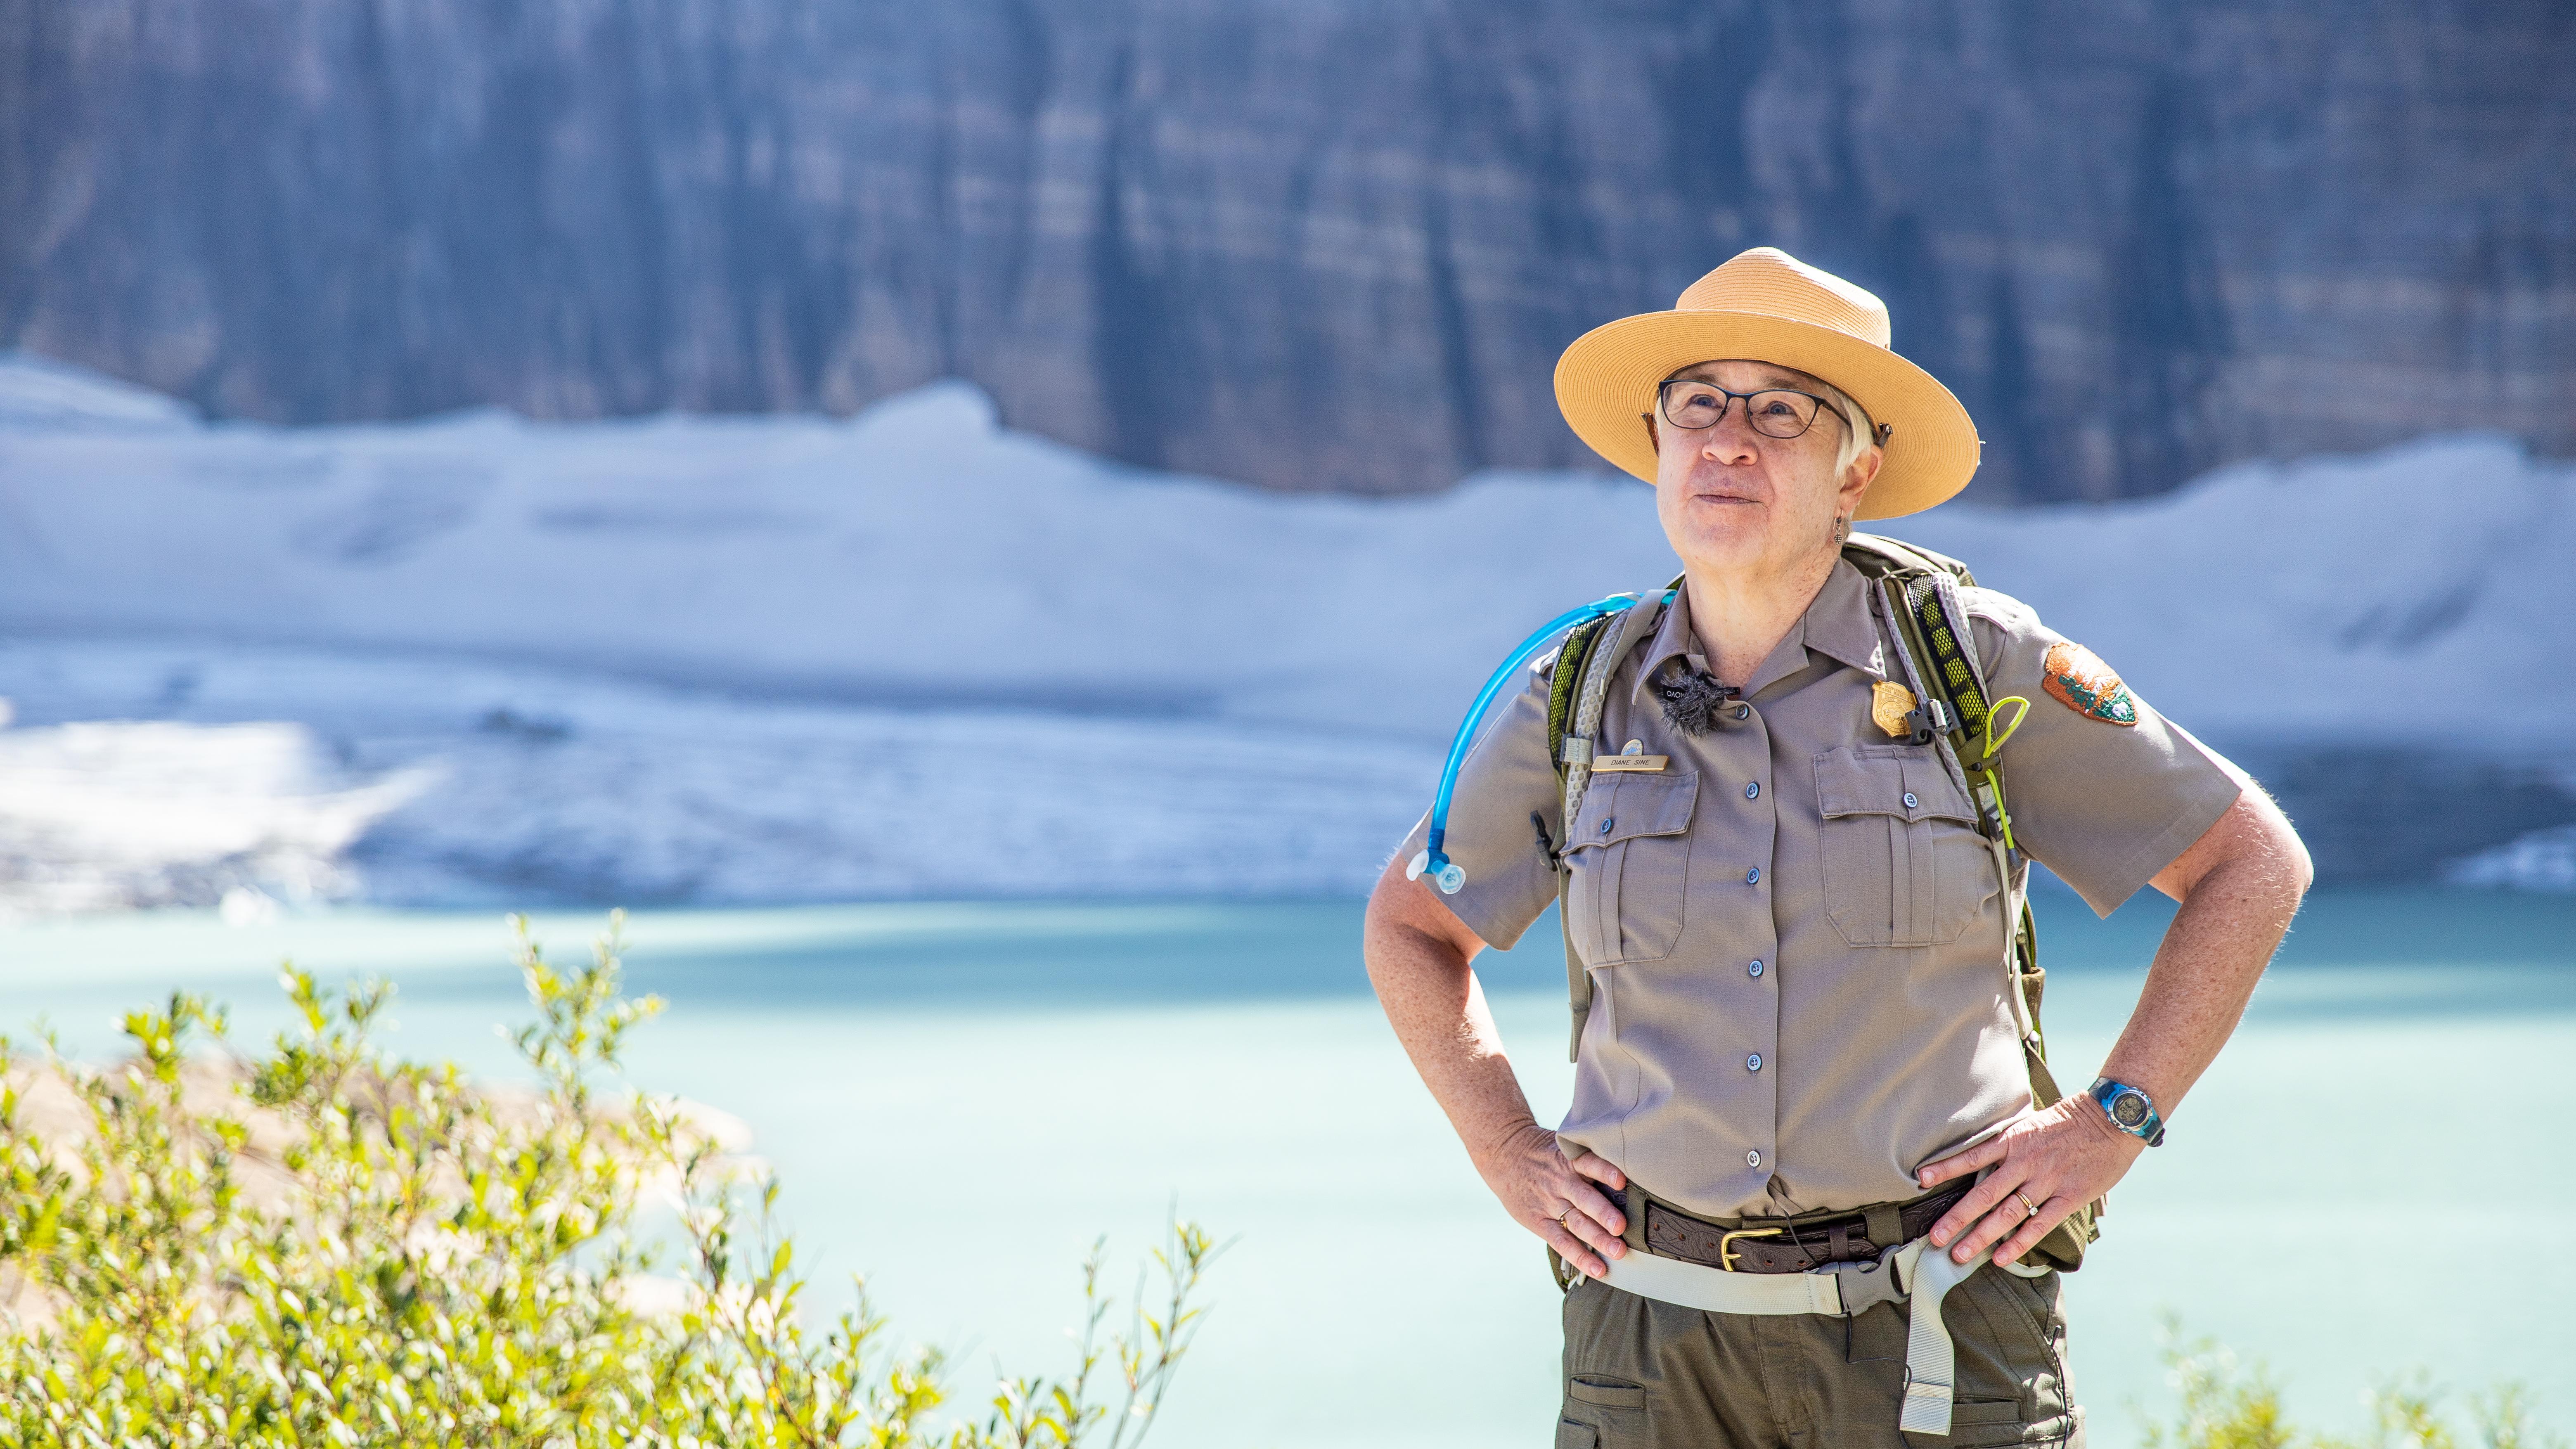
[1397, 559, 2239, 1220]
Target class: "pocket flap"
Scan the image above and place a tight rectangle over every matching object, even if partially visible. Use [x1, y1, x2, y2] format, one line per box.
[1568, 1377, 1646, 1409]
[1813, 747, 1977, 825]
[1565, 770, 1699, 851]
[1948, 1397, 2028, 1426]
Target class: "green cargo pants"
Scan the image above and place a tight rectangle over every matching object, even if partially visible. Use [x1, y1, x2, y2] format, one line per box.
[1555, 1264, 2081, 1448]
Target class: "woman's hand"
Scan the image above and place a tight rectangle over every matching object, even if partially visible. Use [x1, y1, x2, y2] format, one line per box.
[1915, 1096, 2144, 1264]
[1475, 1122, 1630, 1279]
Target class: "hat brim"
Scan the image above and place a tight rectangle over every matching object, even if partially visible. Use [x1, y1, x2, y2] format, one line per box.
[1553, 311, 1980, 521]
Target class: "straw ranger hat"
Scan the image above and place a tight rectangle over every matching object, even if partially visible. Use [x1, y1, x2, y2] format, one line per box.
[1553, 247, 1980, 520]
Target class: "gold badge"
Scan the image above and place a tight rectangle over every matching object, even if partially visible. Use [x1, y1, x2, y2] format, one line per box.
[2042, 641, 2138, 726]
[1870, 681, 1916, 737]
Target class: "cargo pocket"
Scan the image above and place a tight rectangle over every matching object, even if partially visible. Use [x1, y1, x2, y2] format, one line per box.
[1935, 1266, 2078, 1449]
[1555, 1421, 1600, 1449]
[1814, 746, 1993, 947]
[1562, 771, 1698, 965]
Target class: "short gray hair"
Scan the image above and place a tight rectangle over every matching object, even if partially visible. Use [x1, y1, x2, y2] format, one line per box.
[1811, 376, 1879, 482]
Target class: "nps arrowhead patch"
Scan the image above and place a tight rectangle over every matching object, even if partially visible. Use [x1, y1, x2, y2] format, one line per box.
[2042, 641, 2138, 726]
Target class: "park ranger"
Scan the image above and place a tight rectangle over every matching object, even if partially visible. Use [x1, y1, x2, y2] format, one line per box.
[1363, 248, 2313, 1448]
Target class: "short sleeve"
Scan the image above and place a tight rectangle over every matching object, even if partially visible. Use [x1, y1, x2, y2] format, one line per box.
[1965, 587, 2241, 917]
[1392, 660, 1565, 951]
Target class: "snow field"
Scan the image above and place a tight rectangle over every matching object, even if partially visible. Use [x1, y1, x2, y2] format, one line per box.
[0, 353, 2567, 907]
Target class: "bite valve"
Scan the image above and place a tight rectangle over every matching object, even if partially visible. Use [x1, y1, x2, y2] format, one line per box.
[1406, 849, 1467, 895]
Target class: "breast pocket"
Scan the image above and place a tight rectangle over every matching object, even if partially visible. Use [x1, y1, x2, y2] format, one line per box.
[1813, 746, 1995, 947]
[1562, 771, 1698, 966]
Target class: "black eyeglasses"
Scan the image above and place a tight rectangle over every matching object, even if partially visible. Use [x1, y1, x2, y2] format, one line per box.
[1651, 379, 1851, 440]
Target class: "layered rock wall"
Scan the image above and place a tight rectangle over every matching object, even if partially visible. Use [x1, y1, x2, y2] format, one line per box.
[3, 0, 2569, 499]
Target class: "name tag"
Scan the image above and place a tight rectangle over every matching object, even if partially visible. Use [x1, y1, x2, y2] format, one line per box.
[1592, 754, 1669, 773]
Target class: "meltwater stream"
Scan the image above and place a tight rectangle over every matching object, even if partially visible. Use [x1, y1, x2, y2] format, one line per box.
[2, 887, 2569, 1447]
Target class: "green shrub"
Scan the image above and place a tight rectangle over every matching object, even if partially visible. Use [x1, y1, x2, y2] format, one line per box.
[0, 913, 1216, 1448]
[2145, 1318, 2564, 1449]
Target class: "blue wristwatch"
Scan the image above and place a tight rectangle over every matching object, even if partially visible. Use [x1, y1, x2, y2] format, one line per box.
[2088, 1077, 2166, 1146]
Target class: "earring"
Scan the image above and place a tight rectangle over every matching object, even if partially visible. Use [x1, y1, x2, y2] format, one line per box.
[1833, 514, 1852, 547]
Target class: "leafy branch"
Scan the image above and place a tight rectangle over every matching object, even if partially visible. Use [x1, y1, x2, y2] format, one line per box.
[0, 911, 1218, 1448]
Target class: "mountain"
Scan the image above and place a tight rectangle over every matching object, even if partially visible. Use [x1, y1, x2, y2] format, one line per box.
[3, 1, 2570, 503]
[1, 352, 2569, 909]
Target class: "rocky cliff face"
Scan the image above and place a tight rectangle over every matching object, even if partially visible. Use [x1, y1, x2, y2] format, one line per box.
[3, 0, 2569, 500]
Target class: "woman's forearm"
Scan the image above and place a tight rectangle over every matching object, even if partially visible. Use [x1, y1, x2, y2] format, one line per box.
[1363, 863, 1633, 1276]
[2103, 787, 2313, 1113]
[1361, 877, 1538, 1163]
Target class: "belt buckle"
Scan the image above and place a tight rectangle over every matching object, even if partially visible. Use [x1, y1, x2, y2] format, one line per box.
[1717, 1226, 1783, 1271]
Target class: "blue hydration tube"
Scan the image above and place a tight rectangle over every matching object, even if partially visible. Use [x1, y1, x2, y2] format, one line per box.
[1407, 592, 1652, 895]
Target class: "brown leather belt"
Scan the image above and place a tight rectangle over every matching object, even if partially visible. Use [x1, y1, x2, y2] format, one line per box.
[1605, 1181, 1972, 1274]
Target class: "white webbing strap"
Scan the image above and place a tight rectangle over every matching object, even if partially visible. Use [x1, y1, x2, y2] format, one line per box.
[1897, 1238, 1984, 1436]
[1598, 1236, 1995, 1437]
[1599, 1244, 1866, 1314]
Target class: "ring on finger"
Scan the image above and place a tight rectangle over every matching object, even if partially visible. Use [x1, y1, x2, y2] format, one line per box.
[2013, 1190, 2040, 1219]
[1554, 1208, 1572, 1228]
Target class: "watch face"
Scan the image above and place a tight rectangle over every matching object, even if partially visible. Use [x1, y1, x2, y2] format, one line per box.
[2111, 1092, 2149, 1127]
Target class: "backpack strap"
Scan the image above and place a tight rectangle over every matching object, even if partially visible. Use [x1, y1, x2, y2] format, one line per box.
[1848, 534, 2098, 1269]
[1544, 616, 1612, 795]
[1848, 537, 2036, 1024]
[1551, 578, 1681, 1061]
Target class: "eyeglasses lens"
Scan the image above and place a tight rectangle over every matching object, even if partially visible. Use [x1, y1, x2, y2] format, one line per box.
[1659, 385, 1821, 439]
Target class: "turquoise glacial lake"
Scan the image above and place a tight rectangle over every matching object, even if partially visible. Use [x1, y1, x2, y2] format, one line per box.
[3, 887, 2570, 1447]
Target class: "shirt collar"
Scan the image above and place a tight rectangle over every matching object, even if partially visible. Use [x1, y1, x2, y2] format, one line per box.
[1801, 559, 1889, 680]
[1630, 579, 1708, 701]
[1630, 559, 1886, 704]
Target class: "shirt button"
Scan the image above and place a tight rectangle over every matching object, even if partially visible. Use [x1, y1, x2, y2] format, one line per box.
[1747, 1150, 1762, 1168]
[1745, 781, 1760, 800]
[1903, 791, 1920, 809]
[1748, 959, 1764, 978]
[1600, 817, 1614, 835]
[1746, 867, 1761, 885]
[1747, 1053, 1762, 1072]
[1734, 704, 1751, 720]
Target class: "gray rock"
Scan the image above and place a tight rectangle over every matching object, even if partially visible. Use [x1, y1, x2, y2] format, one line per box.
[2, 0, 2568, 500]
